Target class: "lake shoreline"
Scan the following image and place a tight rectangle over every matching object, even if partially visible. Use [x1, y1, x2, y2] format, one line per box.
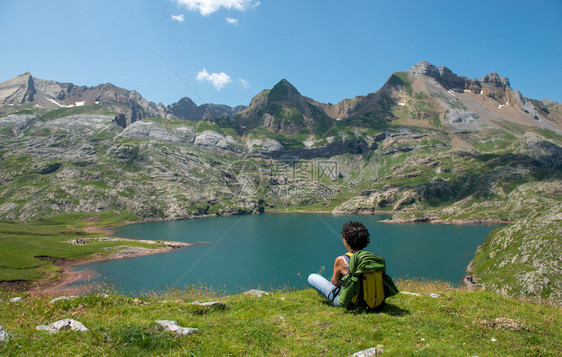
[14, 211, 502, 296]
[22, 224, 195, 296]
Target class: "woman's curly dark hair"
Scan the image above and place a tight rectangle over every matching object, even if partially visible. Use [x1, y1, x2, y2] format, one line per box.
[341, 221, 370, 250]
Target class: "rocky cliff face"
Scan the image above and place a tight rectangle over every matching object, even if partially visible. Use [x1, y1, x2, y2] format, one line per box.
[315, 62, 561, 135]
[0, 73, 245, 126]
[168, 97, 246, 121]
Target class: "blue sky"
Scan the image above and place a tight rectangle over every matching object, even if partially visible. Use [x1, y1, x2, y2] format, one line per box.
[0, 0, 560, 106]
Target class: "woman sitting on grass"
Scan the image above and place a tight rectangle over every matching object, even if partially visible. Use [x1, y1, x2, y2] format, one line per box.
[308, 221, 394, 309]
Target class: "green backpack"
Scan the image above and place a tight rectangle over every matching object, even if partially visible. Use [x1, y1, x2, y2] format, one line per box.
[338, 250, 399, 311]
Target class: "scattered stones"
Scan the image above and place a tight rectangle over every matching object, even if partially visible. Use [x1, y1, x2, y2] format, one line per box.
[400, 291, 441, 298]
[9, 297, 23, 303]
[244, 289, 268, 297]
[36, 319, 89, 333]
[155, 320, 198, 335]
[474, 317, 526, 331]
[49, 296, 77, 304]
[400, 291, 422, 296]
[352, 347, 384, 356]
[0, 326, 11, 341]
[188, 301, 226, 308]
[67, 238, 92, 245]
[132, 298, 150, 305]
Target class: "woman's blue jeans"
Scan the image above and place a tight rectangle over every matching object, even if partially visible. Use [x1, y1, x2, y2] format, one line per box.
[308, 273, 342, 307]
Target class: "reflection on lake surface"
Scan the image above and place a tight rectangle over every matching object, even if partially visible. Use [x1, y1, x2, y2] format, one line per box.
[72, 214, 501, 294]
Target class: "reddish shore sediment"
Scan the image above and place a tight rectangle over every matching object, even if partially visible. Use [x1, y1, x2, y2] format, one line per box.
[23, 223, 196, 297]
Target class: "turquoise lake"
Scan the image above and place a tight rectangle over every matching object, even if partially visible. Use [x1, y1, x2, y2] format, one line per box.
[71, 214, 501, 294]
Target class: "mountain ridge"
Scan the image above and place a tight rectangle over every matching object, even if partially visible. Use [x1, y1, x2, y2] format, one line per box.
[2, 62, 560, 136]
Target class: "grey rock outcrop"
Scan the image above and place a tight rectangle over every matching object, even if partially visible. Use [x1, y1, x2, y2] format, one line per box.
[194, 130, 240, 151]
[189, 301, 227, 308]
[36, 319, 89, 333]
[0, 326, 11, 342]
[519, 133, 562, 168]
[118, 121, 194, 143]
[34, 115, 120, 135]
[0, 114, 38, 136]
[352, 347, 384, 356]
[445, 109, 484, 131]
[244, 289, 268, 297]
[155, 320, 198, 335]
[379, 143, 448, 156]
[246, 138, 284, 153]
[249, 137, 369, 160]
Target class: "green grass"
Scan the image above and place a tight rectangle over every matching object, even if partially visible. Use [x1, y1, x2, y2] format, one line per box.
[0, 214, 154, 282]
[195, 120, 238, 138]
[0, 282, 559, 356]
[388, 72, 413, 96]
[12, 109, 36, 115]
[145, 117, 196, 128]
[536, 128, 562, 144]
[246, 127, 309, 149]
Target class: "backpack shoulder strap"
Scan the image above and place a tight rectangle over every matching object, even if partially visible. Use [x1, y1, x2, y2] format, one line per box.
[342, 253, 352, 269]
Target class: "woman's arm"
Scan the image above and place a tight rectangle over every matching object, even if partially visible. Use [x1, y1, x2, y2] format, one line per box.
[330, 256, 346, 286]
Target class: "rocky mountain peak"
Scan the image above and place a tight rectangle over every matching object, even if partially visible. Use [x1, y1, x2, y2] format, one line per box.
[410, 61, 470, 90]
[0, 72, 36, 105]
[233, 78, 333, 134]
[480, 72, 510, 89]
[409, 61, 511, 94]
[267, 79, 302, 103]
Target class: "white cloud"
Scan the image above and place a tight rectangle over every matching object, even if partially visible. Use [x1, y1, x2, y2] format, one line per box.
[225, 17, 239, 25]
[196, 68, 232, 90]
[175, 0, 260, 16]
[239, 78, 249, 88]
[171, 14, 185, 22]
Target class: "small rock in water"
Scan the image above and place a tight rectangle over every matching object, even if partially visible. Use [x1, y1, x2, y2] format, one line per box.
[155, 320, 198, 335]
[352, 347, 384, 356]
[49, 296, 77, 304]
[36, 319, 89, 333]
[0, 326, 12, 341]
[9, 297, 23, 303]
[189, 301, 226, 308]
[244, 289, 268, 297]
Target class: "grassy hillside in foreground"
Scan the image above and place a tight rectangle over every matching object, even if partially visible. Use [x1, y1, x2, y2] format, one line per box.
[0, 282, 560, 356]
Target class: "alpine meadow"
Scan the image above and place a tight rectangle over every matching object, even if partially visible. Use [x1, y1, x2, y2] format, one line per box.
[0, 0, 561, 355]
